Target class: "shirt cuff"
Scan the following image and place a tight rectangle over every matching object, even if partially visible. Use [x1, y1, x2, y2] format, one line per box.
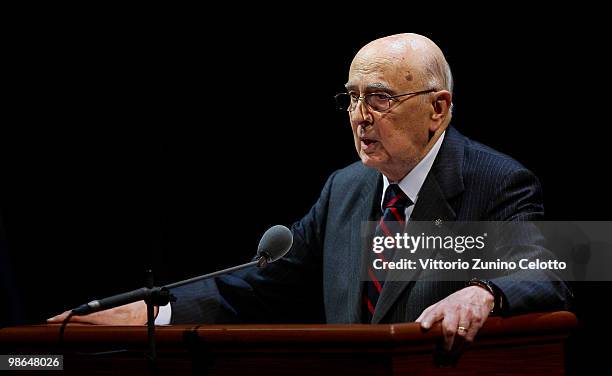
[154, 303, 172, 325]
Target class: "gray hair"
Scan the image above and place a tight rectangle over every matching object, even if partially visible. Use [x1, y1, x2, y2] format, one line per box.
[425, 53, 453, 92]
[424, 53, 454, 112]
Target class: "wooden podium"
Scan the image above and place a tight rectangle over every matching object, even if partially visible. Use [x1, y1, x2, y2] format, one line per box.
[0, 311, 576, 375]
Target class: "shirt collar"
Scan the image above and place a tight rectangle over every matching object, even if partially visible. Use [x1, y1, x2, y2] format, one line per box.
[382, 131, 446, 211]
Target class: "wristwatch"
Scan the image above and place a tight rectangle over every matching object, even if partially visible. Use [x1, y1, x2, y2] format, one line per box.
[467, 278, 504, 315]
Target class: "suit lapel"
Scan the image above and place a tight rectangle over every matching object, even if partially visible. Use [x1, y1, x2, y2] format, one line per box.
[346, 169, 382, 323]
[371, 127, 465, 323]
[371, 174, 456, 322]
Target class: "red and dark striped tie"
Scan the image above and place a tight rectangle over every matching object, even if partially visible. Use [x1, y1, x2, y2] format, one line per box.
[363, 183, 412, 323]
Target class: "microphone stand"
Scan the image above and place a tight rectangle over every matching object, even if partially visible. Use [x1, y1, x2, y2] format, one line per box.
[145, 270, 158, 376]
[163, 256, 268, 290]
[140, 259, 269, 376]
[66, 256, 271, 376]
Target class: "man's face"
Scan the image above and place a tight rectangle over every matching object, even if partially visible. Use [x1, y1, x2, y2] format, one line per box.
[346, 53, 432, 180]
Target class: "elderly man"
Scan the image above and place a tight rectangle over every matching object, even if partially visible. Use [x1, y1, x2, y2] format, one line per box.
[50, 33, 571, 351]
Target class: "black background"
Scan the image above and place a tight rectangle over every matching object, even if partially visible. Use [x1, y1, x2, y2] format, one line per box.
[1, 29, 610, 372]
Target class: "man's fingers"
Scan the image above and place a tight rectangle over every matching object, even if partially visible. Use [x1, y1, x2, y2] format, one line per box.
[447, 331, 469, 362]
[46, 301, 148, 326]
[417, 286, 494, 358]
[415, 304, 434, 324]
[47, 311, 94, 324]
[447, 318, 476, 360]
[47, 310, 72, 323]
[419, 304, 444, 330]
[441, 310, 460, 351]
[414, 302, 439, 322]
[456, 322, 470, 338]
[464, 317, 484, 342]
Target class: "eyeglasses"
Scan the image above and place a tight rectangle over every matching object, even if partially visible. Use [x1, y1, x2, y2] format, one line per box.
[334, 89, 436, 112]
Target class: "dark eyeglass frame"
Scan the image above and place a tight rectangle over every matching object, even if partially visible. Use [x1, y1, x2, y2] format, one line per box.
[334, 88, 437, 112]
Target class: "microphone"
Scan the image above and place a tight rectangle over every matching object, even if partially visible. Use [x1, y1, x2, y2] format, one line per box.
[256, 224, 293, 266]
[71, 225, 293, 316]
[71, 287, 164, 316]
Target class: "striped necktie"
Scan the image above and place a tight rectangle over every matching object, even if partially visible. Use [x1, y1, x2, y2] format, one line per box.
[362, 183, 413, 323]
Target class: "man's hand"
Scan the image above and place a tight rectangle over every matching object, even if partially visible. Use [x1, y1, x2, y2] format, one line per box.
[47, 301, 154, 325]
[415, 286, 494, 352]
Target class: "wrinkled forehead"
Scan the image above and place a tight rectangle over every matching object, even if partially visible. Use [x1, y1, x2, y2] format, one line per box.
[346, 49, 420, 93]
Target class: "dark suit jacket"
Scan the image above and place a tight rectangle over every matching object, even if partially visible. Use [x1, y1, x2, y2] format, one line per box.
[169, 127, 571, 324]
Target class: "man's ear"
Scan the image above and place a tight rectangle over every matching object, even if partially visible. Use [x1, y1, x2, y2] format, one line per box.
[430, 90, 452, 122]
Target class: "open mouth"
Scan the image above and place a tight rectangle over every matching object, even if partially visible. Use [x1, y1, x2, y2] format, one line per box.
[361, 138, 378, 149]
[362, 138, 376, 145]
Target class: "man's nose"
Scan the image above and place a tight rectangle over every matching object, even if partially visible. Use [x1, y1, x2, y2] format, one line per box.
[351, 98, 373, 127]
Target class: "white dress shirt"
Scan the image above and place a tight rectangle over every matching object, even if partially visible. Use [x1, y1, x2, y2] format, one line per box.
[381, 131, 445, 219]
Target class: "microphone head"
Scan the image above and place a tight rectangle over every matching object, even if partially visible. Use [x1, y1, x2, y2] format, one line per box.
[257, 225, 293, 263]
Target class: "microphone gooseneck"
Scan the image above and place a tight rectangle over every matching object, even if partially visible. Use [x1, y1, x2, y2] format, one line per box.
[69, 225, 293, 316]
